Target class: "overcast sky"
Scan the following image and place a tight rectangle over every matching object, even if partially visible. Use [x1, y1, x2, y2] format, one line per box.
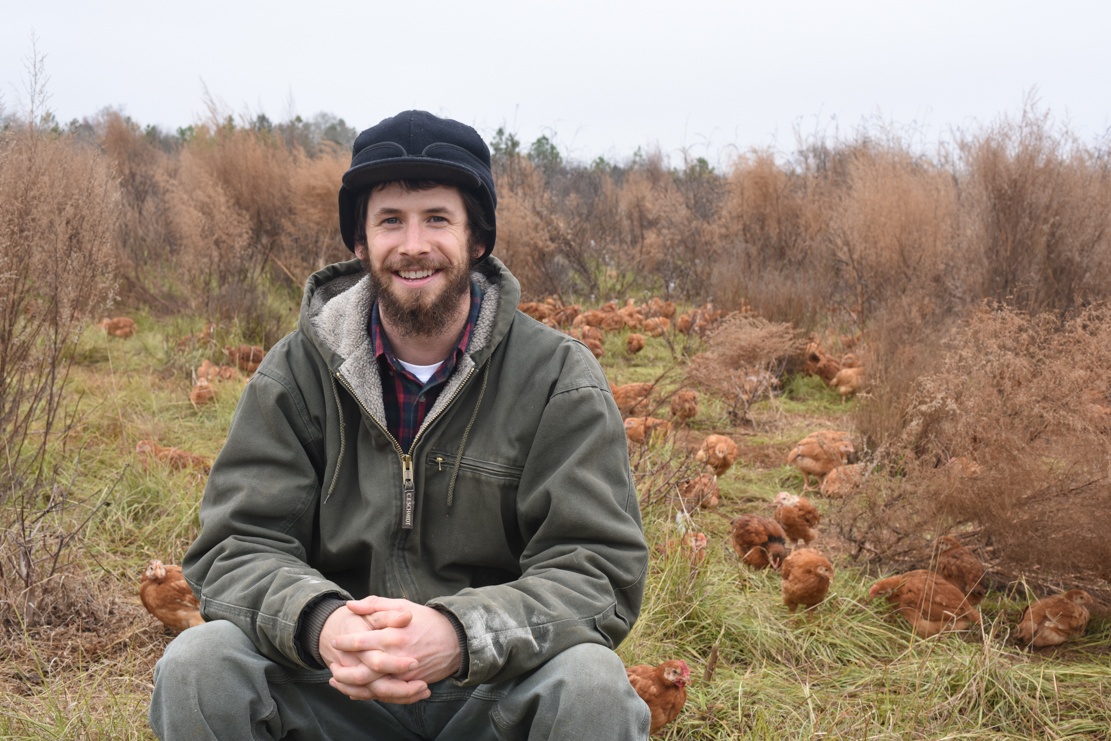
[3, 0, 1109, 166]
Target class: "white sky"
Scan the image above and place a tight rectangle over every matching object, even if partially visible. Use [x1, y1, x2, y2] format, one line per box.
[3, 0, 1109, 166]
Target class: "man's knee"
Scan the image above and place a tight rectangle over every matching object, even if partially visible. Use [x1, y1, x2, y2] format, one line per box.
[541, 642, 630, 693]
[154, 620, 250, 683]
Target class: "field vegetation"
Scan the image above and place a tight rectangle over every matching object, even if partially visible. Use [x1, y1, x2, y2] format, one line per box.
[2, 78, 1110, 738]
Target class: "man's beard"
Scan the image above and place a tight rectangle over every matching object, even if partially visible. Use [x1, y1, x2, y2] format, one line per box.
[367, 256, 473, 339]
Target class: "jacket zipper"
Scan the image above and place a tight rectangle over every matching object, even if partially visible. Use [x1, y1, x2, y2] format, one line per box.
[334, 365, 477, 529]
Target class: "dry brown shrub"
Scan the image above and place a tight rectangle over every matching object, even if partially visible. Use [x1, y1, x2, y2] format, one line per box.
[685, 314, 805, 425]
[495, 159, 567, 298]
[824, 144, 958, 325]
[955, 105, 1111, 314]
[0, 121, 120, 624]
[286, 142, 350, 273]
[836, 302, 1111, 595]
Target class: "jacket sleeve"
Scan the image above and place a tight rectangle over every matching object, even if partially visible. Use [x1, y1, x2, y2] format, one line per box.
[428, 346, 649, 686]
[182, 351, 350, 669]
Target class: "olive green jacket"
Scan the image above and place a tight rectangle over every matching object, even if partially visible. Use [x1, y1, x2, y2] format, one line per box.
[183, 256, 648, 686]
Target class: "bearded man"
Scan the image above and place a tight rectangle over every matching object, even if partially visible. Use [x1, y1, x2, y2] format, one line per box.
[149, 110, 652, 740]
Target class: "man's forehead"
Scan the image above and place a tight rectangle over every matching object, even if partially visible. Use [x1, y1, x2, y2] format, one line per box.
[367, 182, 465, 210]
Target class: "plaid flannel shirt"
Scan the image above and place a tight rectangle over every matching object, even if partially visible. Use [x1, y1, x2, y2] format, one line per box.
[371, 280, 483, 453]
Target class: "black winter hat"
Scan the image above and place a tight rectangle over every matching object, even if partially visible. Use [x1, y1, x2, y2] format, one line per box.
[338, 110, 497, 259]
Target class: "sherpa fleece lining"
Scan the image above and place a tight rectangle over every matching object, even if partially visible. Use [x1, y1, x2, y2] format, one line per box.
[307, 269, 500, 433]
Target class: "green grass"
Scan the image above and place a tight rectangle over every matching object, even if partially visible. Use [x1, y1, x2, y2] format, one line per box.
[1, 313, 1109, 740]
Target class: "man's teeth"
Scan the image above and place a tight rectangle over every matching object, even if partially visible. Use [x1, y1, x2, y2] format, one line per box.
[398, 269, 435, 279]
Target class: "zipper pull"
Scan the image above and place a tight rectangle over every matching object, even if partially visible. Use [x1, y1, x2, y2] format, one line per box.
[435, 456, 444, 471]
[401, 454, 415, 529]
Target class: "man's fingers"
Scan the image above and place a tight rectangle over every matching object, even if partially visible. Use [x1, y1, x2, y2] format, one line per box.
[328, 676, 431, 704]
[346, 596, 416, 615]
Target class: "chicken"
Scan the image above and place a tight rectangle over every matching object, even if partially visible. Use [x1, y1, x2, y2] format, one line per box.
[933, 536, 987, 606]
[189, 377, 217, 408]
[730, 514, 788, 570]
[610, 382, 654, 417]
[695, 433, 739, 477]
[1015, 590, 1094, 648]
[803, 344, 841, 383]
[819, 461, 865, 498]
[624, 416, 671, 445]
[642, 317, 671, 337]
[786, 430, 855, 491]
[669, 388, 699, 426]
[625, 659, 691, 735]
[583, 336, 605, 359]
[676, 473, 720, 511]
[223, 344, 266, 374]
[656, 531, 709, 567]
[868, 569, 981, 637]
[98, 316, 138, 338]
[626, 333, 646, 355]
[140, 559, 204, 632]
[781, 548, 835, 614]
[830, 365, 866, 402]
[174, 321, 216, 352]
[195, 358, 241, 383]
[773, 491, 820, 545]
[135, 440, 211, 475]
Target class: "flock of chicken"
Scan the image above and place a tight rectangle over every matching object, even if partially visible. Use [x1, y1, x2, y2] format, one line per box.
[112, 300, 1099, 737]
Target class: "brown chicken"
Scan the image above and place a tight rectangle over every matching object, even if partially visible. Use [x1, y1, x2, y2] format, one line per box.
[677, 473, 720, 511]
[610, 382, 654, 417]
[98, 316, 138, 338]
[140, 559, 204, 632]
[626, 333, 646, 355]
[786, 430, 855, 491]
[135, 440, 211, 475]
[189, 377, 217, 408]
[224, 344, 266, 374]
[1015, 590, 1094, 648]
[174, 321, 216, 352]
[625, 659, 691, 735]
[730, 514, 788, 570]
[195, 358, 241, 384]
[656, 531, 709, 567]
[819, 461, 865, 498]
[781, 548, 835, 614]
[773, 491, 820, 545]
[830, 365, 866, 402]
[695, 433, 739, 477]
[669, 388, 699, 426]
[803, 344, 841, 383]
[624, 416, 671, 445]
[934, 536, 987, 606]
[868, 569, 981, 637]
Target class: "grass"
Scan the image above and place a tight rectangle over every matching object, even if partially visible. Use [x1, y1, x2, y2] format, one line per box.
[1, 314, 1109, 740]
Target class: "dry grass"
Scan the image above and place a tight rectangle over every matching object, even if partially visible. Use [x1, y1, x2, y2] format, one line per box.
[4, 96, 1111, 738]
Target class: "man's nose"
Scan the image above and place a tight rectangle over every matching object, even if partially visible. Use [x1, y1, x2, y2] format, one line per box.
[398, 221, 429, 255]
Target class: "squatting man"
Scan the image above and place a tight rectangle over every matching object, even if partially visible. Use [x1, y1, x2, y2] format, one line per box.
[148, 109, 653, 740]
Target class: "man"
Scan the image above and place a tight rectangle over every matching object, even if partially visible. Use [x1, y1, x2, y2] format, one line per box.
[149, 110, 651, 739]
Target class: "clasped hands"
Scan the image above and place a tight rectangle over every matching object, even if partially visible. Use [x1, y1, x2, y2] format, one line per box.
[319, 595, 462, 704]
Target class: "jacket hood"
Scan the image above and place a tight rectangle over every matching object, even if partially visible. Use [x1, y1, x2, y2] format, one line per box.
[296, 256, 521, 427]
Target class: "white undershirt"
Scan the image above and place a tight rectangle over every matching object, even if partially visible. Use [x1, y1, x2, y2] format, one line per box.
[396, 359, 444, 384]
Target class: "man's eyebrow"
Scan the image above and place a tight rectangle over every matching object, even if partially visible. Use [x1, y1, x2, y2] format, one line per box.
[371, 205, 456, 216]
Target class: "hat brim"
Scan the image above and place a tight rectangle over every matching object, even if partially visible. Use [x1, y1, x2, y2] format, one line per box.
[342, 158, 483, 191]
[338, 159, 493, 255]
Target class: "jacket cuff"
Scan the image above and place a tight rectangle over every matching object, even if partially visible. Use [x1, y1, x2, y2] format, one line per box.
[432, 605, 470, 680]
[296, 595, 348, 669]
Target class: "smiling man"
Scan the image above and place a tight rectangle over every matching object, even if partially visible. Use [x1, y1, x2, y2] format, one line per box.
[149, 110, 652, 740]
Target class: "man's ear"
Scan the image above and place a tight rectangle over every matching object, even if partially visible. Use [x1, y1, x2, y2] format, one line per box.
[354, 243, 369, 261]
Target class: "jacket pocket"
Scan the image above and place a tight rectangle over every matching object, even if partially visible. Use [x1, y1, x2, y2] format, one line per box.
[426, 451, 525, 483]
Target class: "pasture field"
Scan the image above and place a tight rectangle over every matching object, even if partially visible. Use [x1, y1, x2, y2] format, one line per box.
[1, 309, 1108, 741]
